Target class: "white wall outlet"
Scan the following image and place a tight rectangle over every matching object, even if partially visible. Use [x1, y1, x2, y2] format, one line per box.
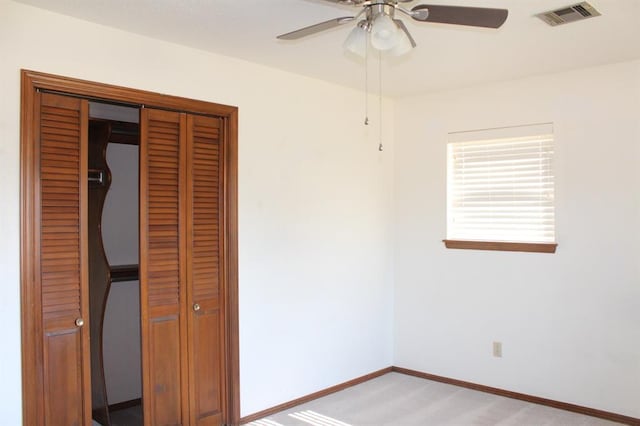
[493, 341, 502, 358]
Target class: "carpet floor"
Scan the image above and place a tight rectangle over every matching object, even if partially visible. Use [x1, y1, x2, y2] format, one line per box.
[246, 372, 621, 426]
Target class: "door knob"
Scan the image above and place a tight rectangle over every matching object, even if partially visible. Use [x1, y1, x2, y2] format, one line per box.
[75, 318, 84, 327]
[193, 303, 201, 312]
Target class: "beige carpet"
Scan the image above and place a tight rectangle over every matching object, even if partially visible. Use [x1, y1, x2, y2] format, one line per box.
[247, 372, 621, 426]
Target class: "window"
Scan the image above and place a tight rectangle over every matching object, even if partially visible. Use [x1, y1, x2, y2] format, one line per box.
[445, 123, 557, 253]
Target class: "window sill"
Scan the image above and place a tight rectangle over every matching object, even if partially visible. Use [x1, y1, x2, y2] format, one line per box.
[443, 240, 557, 253]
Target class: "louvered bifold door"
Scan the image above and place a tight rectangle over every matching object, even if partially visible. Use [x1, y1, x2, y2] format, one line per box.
[37, 92, 91, 426]
[140, 108, 189, 426]
[186, 115, 226, 425]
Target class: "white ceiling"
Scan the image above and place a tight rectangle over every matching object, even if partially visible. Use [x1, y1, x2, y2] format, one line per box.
[14, 0, 640, 97]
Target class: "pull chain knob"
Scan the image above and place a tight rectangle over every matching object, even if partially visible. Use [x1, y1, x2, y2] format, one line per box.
[75, 318, 84, 327]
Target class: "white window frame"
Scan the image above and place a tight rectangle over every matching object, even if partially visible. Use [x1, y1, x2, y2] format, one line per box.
[445, 123, 557, 253]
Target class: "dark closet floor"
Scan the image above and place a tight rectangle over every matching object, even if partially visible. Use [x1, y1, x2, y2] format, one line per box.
[108, 404, 143, 426]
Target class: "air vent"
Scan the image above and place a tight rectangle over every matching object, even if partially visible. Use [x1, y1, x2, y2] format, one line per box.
[536, 2, 601, 26]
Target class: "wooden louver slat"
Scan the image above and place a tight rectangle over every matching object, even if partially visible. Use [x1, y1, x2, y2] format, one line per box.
[146, 117, 181, 308]
[141, 110, 227, 425]
[37, 91, 90, 426]
[190, 117, 222, 302]
[140, 108, 188, 426]
[187, 114, 225, 424]
[40, 98, 82, 321]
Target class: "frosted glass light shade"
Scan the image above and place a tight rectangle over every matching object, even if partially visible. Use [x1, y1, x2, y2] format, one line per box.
[370, 14, 400, 51]
[390, 28, 412, 56]
[343, 25, 367, 57]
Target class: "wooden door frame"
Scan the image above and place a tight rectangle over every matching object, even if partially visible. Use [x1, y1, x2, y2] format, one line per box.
[20, 69, 240, 425]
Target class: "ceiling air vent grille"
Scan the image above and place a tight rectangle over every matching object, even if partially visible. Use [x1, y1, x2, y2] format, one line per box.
[536, 2, 601, 26]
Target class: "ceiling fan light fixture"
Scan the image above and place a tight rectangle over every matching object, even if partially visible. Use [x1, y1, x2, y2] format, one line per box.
[390, 28, 413, 56]
[370, 13, 400, 51]
[279, 2, 508, 59]
[343, 22, 368, 57]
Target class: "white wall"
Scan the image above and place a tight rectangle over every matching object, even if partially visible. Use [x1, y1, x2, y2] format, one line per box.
[393, 61, 640, 417]
[0, 1, 395, 422]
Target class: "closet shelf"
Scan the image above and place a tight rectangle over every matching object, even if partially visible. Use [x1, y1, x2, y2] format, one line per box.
[110, 264, 139, 282]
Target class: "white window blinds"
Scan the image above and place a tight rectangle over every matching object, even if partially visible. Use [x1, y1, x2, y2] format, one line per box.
[447, 123, 555, 244]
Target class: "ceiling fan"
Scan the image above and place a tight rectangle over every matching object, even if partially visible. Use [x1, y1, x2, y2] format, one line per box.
[277, 1, 508, 56]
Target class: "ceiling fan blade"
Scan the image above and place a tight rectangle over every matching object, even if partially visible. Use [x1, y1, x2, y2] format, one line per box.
[277, 16, 355, 40]
[411, 5, 508, 29]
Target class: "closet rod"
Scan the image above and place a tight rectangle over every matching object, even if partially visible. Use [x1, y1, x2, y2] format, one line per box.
[88, 169, 106, 185]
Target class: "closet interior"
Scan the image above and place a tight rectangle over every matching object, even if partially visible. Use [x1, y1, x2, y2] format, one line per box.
[88, 102, 143, 426]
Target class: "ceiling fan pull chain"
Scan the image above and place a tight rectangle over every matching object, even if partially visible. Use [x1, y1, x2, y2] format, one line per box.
[378, 50, 383, 152]
[364, 36, 369, 126]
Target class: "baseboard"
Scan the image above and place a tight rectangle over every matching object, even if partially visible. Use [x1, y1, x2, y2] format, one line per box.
[392, 366, 640, 426]
[108, 397, 142, 412]
[239, 367, 392, 424]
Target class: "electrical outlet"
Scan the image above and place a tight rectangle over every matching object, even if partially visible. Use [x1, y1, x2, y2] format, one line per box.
[493, 341, 502, 358]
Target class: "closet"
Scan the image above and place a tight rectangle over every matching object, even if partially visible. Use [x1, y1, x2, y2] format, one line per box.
[20, 70, 239, 426]
[88, 108, 142, 425]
